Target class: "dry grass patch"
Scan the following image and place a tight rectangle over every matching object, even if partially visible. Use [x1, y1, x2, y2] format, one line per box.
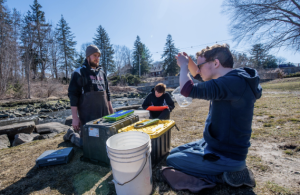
[265, 181, 293, 195]
[246, 155, 269, 172]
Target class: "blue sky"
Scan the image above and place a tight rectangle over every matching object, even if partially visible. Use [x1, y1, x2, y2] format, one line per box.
[7, 0, 299, 63]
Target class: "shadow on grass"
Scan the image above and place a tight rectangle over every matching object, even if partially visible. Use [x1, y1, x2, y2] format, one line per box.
[0, 141, 115, 195]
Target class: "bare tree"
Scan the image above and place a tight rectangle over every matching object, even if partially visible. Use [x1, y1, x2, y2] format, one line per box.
[231, 50, 250, 68]
[113, 45, 126, 76]
[0, 1, 15, 94]
[11, 8, 21, 78]
[48, 28, 59, 79]
[223, 0, 300, 51]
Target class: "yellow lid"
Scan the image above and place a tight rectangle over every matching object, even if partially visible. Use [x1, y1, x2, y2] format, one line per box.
[118, 119, 175, 139]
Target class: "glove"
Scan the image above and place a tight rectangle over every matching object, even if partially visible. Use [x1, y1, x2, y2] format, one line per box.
[176, 53, 189, 68]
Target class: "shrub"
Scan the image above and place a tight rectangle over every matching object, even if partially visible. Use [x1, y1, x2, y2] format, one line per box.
[13, 80, 24, 98]
[284, 72, 300, 78]
[109, 74, 141, 86]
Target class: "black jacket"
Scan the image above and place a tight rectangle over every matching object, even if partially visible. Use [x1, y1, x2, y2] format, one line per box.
[68, 59, 111, 107]
[142, 88, 175, 112]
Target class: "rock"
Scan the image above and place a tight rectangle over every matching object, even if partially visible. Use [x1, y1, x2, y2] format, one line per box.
[39, 115, 48, 119]
[65, 115, 73, 126]
[33, 132, 58, 140]
[26, 113, 32, 116]
[9, 114, 16, 118]
[50, 106, 58, 111]
[0, 114, 8, 118]
[0, 121, 36, 139]
[40, 109, 52, 112]
[14, 112, 23, 117]
[0, 134, 10, 149]
[35, 122, 69, 134]
[12, 133, 34, 146]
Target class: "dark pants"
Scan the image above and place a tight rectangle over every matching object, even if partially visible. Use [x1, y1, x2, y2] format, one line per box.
[149, 109, 170, 120]
[166, 139, 246, 183]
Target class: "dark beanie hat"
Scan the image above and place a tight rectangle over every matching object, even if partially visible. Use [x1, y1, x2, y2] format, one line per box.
[86, 45, 101, 58]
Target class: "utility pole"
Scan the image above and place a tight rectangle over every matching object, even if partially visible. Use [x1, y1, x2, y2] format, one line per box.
[139, 54, 141, 77]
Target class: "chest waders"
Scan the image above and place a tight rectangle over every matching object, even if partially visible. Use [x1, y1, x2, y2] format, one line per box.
[77, 73, 110, 139]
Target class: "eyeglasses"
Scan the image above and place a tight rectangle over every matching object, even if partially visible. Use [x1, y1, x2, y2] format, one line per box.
[197, 61, 208, 70]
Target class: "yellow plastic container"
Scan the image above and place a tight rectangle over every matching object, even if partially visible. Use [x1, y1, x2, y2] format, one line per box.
[118, 119, 175, 139]
[118, 119, 176, 165]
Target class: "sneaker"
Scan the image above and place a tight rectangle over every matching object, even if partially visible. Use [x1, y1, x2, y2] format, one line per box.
[223, 167, 256, 187]
[63, 128, 75, 141]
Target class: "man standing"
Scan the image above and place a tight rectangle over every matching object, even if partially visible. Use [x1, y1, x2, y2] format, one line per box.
[64, 45, 114, 147]
[166, 44, 261, 187]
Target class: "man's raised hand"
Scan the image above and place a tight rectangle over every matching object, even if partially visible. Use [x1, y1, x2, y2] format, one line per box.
[175, 52, 189, 67]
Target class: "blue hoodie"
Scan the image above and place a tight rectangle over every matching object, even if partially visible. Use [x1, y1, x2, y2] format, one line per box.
[182, 67, 262, 161]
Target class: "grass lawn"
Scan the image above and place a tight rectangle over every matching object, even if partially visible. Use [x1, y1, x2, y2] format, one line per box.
[0, 77, 300, 195]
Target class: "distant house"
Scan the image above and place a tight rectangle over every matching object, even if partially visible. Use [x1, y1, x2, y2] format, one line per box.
[279, 64, 296, 68]
[148, 64, 163, 77]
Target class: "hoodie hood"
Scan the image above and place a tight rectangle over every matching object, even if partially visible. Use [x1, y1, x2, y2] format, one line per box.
[227, 67, 262, 99]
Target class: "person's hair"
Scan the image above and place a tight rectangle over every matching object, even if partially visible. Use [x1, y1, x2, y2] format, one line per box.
[196, 43, 233, 68]
[154, 83, 166, 94]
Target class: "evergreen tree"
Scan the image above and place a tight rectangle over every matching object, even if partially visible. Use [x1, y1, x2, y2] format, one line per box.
[132, 36, 142, 75]
[161, 34, 179, 76]
[249, 44, 269, 69]
[74, 52, 85, 69]
[93, 25, 115, 74]
[56, 15, 76, 81]
[20, 11, 36, 98]
[30, 0, 51, 80]
[140, 43, 152, 75]
[131, 36, 152, 76]
[263, 55, 278, 69]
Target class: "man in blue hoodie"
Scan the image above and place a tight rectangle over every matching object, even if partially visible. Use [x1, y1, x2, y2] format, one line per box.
[166, 44, 262, 187]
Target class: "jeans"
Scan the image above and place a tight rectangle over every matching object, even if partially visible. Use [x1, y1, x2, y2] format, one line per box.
[166, 139, 246, 183]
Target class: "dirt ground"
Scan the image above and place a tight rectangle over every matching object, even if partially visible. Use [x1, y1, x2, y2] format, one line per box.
[0, 78, 300, 195]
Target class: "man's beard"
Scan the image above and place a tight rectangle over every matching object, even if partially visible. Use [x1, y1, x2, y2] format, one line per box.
[89, 60, 99, 68]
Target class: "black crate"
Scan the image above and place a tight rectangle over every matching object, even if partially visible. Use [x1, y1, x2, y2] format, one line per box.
[81, 115, 139, 166]
[151, 127, 172, 166]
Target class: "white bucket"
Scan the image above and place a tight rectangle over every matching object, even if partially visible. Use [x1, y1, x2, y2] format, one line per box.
[106, 131, 152, 195]
[172, 86, 192, 107]
[133, 110, 150, 120]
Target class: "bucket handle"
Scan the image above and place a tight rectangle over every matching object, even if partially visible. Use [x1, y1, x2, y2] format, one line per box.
[107, 146, 151, 160]
[111, 151, 150, 186]
[106, 142, 150, 156]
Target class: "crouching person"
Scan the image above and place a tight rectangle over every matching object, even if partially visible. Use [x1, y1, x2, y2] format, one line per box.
[166, 44, 262, 187]
[142, 83, 175, 120]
